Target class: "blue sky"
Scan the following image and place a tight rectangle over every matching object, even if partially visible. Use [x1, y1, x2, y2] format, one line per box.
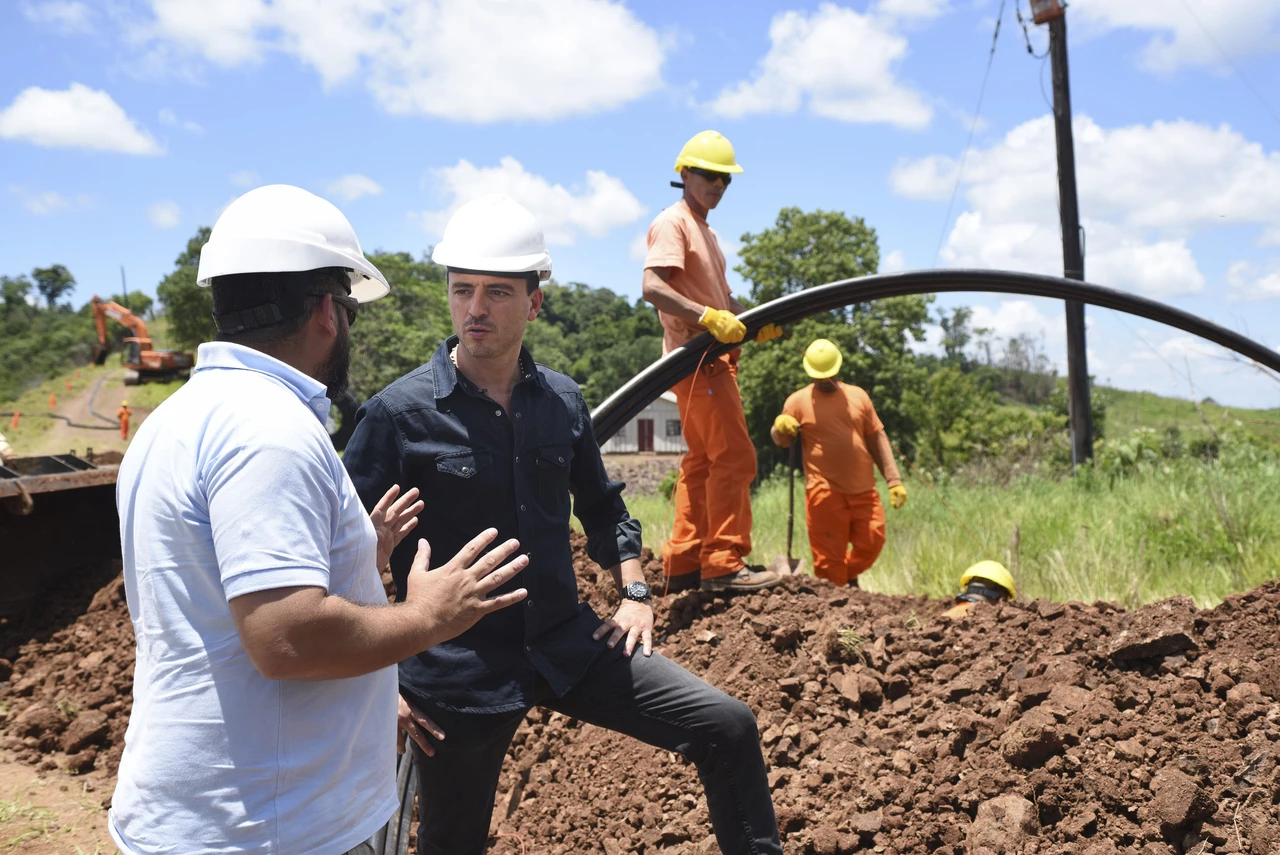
[3, 0, 1279, 406]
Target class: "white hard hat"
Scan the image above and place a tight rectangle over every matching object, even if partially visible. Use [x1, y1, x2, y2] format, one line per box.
[431, 195, 552, 281]
[197, 184, 390, 303]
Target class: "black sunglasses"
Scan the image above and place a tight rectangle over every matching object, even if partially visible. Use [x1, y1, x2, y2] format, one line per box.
[313, 292, 358, 326]
[687, 167, 732, 186]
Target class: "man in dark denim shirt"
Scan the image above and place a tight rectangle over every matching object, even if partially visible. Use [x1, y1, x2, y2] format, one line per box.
[343, 195, 780, 855]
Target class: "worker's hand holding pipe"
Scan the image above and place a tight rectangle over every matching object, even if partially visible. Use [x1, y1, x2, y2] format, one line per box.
[370, 484, 424, 572]
[699, 306, 746, 343]
[754, 323, 784, 342]
[406, 529, 529, 648]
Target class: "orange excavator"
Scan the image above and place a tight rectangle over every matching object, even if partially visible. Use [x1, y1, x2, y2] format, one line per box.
[91, 296, 194, 385]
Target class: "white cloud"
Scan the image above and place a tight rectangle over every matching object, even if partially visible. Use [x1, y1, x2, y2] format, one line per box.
[894, 115, 1280, 297]
[229, 170, 260, 187]
[8, 186, 94, 215]
[135, 0, 666, 122]
[21, 1, 93, 33]
[629, 231, 649, 262]
[327, 174, 383, 203]
[418, 157, 646, 245]
[708, 3, 932, 129]
[1227, 260, 1280, 302]
[158, 107, 203, 134]
[1071, 0, 1280, 73]
[147, 200, 181, 228]
[970, 300, 1060, 345]
[874, 0, 949, 23]
[881, 249, 907, 273]
[0, 83, 163, 155]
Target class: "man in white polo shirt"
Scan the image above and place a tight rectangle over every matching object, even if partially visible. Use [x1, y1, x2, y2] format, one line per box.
[110, 185, 530, 855]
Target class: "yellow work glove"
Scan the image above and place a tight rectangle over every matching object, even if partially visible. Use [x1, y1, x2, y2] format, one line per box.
[755, 323, 784, 343]
[699, 306, 746, 344]
[773, 414, 800, 438]
[889, 484, 907, 510]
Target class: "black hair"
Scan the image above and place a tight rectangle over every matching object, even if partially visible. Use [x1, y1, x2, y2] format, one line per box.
[447, 267, 541, 295]
[210, 267, 350, 348]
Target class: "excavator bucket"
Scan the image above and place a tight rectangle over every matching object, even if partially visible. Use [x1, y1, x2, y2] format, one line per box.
[0, 454, 120, 617]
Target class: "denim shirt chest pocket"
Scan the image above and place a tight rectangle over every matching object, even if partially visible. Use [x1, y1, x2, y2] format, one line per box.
[535, 443, 574, 517]
[431, 447, 497, 520]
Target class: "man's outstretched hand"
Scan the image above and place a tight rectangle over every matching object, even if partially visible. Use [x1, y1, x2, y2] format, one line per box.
[405, 530, 529, 647]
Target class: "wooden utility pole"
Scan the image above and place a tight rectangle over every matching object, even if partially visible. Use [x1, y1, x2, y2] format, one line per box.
[1037, 0, 1092, 466]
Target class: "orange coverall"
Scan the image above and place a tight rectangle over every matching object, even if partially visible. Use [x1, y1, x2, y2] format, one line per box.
[781, 383, 901, 586]
[645, 199, 755, 580]
[117, 405, 131, 440]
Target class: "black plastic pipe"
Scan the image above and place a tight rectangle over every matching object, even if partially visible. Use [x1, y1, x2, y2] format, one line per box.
[590, 269, 1280, 443]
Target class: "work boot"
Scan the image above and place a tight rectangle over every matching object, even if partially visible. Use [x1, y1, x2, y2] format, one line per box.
[703, 565, 783, 593]
[664, 571, 701, 594]
[847, 576, 860, 589]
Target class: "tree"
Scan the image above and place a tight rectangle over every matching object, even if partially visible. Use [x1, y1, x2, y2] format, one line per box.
[32, 264, 75, 308]
[156, 227, 215, 350]
[1, 275, 33, 316]
[735, 207, 879, 305]
[346, 251, 451, 401]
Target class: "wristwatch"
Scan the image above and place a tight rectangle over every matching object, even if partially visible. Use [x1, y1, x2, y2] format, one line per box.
[621, 581, 652, 603]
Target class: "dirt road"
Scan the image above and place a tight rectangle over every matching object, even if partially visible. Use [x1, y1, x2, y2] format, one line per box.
[28, 371, 148, 458]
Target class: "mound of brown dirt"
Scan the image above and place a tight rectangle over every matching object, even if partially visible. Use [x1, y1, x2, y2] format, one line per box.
[3, 538, 1279, 854]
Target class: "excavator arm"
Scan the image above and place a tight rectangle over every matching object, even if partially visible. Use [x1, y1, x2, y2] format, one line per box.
[91, 296, 150, 344]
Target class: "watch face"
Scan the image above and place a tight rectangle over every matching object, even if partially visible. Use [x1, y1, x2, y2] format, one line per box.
[625, 582, 651, 601]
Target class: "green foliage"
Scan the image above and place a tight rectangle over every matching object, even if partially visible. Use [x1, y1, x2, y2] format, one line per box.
[735, 207, 879, 304]
[347, 251, 451, 401]
[1044, 381, 1109, 441]
[0, 271, 96, 403]
[528, 282, 662, 407]
[156, 227, 214, 350]
[32, 263, 76, 308]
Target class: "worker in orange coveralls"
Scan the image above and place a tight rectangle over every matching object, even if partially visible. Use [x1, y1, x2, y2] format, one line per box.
[117, 400, 131, 441]
[770, 339, 907, 587]
[642, 130, 784, 594]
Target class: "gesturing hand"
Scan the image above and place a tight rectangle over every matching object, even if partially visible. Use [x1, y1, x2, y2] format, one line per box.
[405, 529, 529, 647]
[370, 484, 424, 571]
[592, 600, 654, 658]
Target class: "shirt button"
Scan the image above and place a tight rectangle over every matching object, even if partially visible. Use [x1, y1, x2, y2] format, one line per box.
[494, 409, 501, 416]
[515, 456, 520, 463]
[558, 456, 564, 463]
[515, 412, 522, 419]
[527, 600, 533, 608]
[520, 504, 527, 512]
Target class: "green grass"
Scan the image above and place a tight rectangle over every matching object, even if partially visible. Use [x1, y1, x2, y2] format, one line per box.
[122, 377, 187, 410]
[628, 444, 1280, 609]
[1102, 386, 1280, 447]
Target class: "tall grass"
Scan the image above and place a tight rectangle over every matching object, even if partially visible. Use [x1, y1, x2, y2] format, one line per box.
[625, 442, 1280, 609]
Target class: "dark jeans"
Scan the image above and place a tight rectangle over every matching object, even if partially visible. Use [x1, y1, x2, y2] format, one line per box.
[410, 646, 782, 855]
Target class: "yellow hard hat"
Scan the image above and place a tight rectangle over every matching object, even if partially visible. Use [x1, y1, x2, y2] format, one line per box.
[673, 130, 744, 175]
[120, 400, 129, 407]
[803, 339, 842, 379]
[960, 560, 1016, 599]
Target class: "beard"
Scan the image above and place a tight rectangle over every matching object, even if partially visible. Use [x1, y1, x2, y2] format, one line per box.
[317, 320, 351, 400]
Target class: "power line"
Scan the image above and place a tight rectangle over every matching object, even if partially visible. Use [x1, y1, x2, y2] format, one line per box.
[932, 0, 1006, 268]
[1173, 0, 1280, 129]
